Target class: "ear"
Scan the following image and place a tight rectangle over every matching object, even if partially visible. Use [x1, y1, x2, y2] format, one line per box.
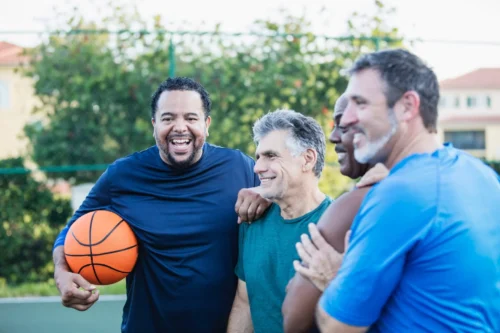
[205, 116, 212, 136]
[400, 91, 421, 122]
[302, 148, 318, 173]
[151, 118, 156, 138]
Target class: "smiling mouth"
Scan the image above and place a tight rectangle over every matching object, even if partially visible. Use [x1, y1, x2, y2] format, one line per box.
[259, 176, 276, 183]
[169, 138, 192, 145]
[335, 147, 346, 154]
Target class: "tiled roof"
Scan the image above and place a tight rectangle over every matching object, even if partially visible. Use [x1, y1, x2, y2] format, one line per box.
[0, 41, 29, 66]
[440, 68, 500, 90]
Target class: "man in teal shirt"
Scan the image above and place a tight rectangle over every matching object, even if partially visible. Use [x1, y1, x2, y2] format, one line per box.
[227, 109, 332, 333]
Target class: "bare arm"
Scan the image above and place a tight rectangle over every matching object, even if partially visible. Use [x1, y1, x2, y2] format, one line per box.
[316, 306, 368, 333]
[227, 279, 253, 333]
[53, 245, 99, 311]
[282, 187, 370, 333]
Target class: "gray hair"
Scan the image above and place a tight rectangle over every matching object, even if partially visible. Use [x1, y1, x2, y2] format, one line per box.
[349, 48, 439, 132]
[253, 109, 326, 178]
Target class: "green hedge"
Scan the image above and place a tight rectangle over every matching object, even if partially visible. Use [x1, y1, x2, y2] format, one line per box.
[0, 157, 73, 284]
[485, 160, 500, 175]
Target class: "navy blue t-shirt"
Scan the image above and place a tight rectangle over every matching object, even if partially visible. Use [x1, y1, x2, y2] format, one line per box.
[54, 143, 259, 333]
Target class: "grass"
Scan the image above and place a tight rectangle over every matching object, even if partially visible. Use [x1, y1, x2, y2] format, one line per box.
[0, 279, 127, 298]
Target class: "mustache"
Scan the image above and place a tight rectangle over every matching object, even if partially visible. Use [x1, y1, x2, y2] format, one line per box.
[350, 125, 365, 134]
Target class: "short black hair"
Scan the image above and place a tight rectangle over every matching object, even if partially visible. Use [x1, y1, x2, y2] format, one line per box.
[150, 77, 211, 119]
[349, 49, 440, 132]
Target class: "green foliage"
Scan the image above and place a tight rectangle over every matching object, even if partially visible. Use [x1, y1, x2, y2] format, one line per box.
[0, 158, 73, 284]
[0, 279, 126, 297]
[485, 160, 500, 175]
[21, 0, 404, 188]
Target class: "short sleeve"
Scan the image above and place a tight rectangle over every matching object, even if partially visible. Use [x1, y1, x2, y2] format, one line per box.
[53, 166, 113, 250]
[319, 182, 435, 326]
[235, 223, 248, 281]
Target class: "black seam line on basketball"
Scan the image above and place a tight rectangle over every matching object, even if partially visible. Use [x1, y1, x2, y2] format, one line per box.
[65, 244, 138, 257]
[77, 263, 132, 275]
[70, 219, 125, 247]
[89, 211, 102, 285]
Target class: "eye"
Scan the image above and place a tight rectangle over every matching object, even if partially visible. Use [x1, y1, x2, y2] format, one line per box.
[339, 126, 349, 134]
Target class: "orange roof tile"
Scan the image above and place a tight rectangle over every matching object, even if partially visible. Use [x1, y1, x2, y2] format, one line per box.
[0, 41, 29, 66]
[440, 68, 500, 90]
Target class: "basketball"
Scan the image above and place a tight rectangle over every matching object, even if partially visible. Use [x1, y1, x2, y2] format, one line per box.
[64, 210, 138, 285]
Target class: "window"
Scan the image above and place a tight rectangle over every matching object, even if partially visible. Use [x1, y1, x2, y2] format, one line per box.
[0, 81, 8, 108]
[486, 96, 492, 108]
[444, 130, 485, 150]
[439, 96, 447, 107]
[467, 96, 477, 108]
[454, 96, 460, 108]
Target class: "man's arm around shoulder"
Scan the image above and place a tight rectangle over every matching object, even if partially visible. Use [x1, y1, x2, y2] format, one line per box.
[227, 279, 253, 333]
[282, 187, 371, 333]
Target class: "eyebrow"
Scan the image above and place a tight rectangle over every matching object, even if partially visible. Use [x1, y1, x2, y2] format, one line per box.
[256, 149, 280, 159]
[350, 94, 368, 103]
[159, 112, 201, 118]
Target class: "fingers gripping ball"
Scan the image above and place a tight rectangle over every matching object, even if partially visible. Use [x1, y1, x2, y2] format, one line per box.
[64, 210, 138, 285]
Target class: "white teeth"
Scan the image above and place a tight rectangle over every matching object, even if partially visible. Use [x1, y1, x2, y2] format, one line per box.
[172, 139, 190, 144]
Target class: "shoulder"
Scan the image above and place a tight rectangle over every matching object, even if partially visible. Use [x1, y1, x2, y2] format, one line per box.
[367, 153, 440, 208]
[206, 143, 255, 165]
[113, 146, 157, 165]
[102, 146, 158, 178]
[241, 203, 280, 231]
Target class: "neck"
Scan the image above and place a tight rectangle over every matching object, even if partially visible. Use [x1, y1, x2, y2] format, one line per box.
[277, 183, 326, 219]
[385, 130, 442, 169]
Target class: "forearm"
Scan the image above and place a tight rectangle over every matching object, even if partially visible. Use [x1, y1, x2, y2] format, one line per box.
[227, 296, 253, 333]
[282, 275, 321, 333]
[53, 245, 70, 273]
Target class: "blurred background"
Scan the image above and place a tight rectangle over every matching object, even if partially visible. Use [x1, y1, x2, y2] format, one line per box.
[0, 0, 499, 331]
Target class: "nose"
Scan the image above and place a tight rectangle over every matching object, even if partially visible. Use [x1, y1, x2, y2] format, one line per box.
[329, 126, 341, 144]
[339, 102, 358, 128]
[173, 118, 188, 133]
[254, 158, 267, 175]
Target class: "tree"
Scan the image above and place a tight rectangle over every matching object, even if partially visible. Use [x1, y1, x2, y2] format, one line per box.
[0, 157, 72, 284]
[21, 0, 404, 198]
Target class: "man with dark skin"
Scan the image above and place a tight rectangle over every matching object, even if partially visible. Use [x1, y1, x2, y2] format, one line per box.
[281, 94, 380, 333]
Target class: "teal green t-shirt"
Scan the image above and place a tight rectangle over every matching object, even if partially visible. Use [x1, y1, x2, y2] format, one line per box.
[235, 197, 332, 333]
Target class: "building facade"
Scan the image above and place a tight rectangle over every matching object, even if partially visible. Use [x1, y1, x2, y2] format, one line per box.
[0, 41, 37, 159]
[437, 68, 500, 161]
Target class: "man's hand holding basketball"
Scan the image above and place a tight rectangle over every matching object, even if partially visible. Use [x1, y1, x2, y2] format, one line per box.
[235, 187, 271, 224]
[53, 246, 99, 311]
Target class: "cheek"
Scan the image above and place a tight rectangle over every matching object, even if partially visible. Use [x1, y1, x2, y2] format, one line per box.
[341, 133, 355, 151]
[188, 124, 206, 138]
[155, 124, 172, 138]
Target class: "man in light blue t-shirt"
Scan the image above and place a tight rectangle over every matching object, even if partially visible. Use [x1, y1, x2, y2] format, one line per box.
[314, 49, 500, 332]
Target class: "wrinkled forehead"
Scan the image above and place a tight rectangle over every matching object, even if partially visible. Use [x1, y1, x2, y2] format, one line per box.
[255, 130, 290, 154]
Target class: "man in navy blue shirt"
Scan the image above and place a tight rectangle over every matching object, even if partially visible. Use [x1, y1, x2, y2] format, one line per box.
[315, 49, 500, 332]
[52, 77, 270, 332]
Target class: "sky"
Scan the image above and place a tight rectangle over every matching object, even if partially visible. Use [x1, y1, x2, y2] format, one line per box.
[1, 0, 499, 81]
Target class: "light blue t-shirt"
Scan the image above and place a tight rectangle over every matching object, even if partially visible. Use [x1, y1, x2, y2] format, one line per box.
[320, 144, 500, 332]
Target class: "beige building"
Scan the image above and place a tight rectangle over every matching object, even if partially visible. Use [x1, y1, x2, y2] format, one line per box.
[0, 41, 38, 159]
[437, 68, 500, 160]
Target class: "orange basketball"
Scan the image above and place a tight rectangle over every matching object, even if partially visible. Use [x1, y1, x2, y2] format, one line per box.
[64, 210, 138, 285]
